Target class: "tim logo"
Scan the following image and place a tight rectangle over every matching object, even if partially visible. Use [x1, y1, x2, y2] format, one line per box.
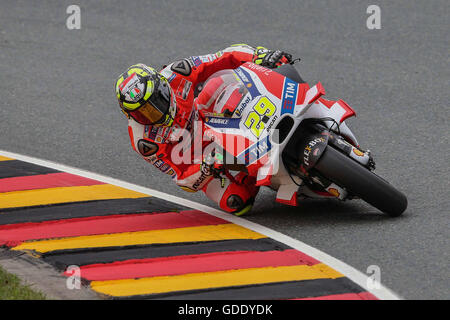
[281, 78, 297, 115]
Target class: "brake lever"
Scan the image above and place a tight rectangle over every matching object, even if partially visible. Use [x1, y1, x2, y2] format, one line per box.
[289, 57, 302, 65]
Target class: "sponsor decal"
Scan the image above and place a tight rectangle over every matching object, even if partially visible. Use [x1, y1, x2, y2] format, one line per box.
[191, 56, 202, 67]
[176, 78, 192, 100]
[235, 95, 252, 116]
[205, 116, 241, 129]
[197, 54, 217, 63]
[155, 127, 170, 143]
[192, 168, 212, 190]
[144, 155, 176, 177]
[167, 73, 176, 83]
[327, 187, 340, 198]
[182, 81, 192, 100]
[207, 118, 229, 125]
[202, 111, 228, 118]
[265, 115, 278, 132]
[236, 136, 271, 165]
[200, 162, 212, 175]
[159, 163, 171, 172]
[234, 67, 260, 98]
[353, 148, 365, 157]
[146, 126, 156, 140]
[145, 126, 170, 144]
[249, 139, 270, 158]
[313, 147, 320, 156]
[235, 68, 249, 82]
[245, 63, 273, 76]
[120, 73, 145, 102]
[281, 77, 298, 115]
[129, 87, 141, 100]
[153, 159, 164, 168]
[303, 137, 326, 167]
[147, 126, 157, 140]
[166, 169, 176, 177]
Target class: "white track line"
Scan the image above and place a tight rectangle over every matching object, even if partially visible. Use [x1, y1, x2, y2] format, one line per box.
[0, 149, 402, 300]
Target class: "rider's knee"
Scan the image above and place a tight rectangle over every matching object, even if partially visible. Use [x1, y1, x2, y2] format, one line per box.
[203, 177, 255, 213]
[219, 184, 252, 213]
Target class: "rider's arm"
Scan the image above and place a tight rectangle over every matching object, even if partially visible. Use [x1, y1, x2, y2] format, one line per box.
[126, 119, 178, 178]
[127, 117, 214, 192]
[163, 44, 292, 85]
[193, 44, 292, 82]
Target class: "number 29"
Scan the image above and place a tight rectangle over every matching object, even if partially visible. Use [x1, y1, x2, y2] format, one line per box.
[244, 97, 276, 138]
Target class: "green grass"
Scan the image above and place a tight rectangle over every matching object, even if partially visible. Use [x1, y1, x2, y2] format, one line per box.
[0, 265, 47, 300]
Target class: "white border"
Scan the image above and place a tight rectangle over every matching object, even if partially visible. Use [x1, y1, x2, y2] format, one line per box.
[0, 149, 402, 300]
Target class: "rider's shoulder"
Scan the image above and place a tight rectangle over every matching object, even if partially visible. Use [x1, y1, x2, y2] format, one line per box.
[166, 58, 193, 77]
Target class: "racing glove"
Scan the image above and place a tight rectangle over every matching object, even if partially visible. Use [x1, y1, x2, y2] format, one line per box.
[253, 46, 293, 68]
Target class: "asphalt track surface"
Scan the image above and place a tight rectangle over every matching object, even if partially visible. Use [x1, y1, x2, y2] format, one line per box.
[0, 0, 448, 299]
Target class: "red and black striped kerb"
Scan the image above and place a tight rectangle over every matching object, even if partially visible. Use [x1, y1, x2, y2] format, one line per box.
[0, 155, 377, 300]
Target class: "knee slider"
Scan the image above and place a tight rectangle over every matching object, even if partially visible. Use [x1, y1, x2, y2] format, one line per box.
[226, 194, 245, 210]
[219, 183, 252, 213]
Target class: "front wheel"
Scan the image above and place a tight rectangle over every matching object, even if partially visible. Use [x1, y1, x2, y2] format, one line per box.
[314, 146, 407, 216]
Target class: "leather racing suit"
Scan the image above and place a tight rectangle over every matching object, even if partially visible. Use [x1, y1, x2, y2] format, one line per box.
[125, 44, 287, 214]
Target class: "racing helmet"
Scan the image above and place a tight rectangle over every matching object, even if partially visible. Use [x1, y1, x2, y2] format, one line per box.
[115, 64, 176, 126]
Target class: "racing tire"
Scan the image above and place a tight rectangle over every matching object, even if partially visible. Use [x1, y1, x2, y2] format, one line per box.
[314, 146, 407, 216]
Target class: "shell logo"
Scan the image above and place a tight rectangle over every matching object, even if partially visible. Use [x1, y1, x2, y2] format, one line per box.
[353, 148, 365, 157]
[328, 188, 340, 198]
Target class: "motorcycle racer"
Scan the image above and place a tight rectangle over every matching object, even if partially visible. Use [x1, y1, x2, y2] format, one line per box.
[115, 44, 292, 215]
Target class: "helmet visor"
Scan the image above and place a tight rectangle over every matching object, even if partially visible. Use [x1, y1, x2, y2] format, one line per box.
[127, 78, 171, 125]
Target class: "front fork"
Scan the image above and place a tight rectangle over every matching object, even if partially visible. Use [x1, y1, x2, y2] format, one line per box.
[283, 124, 375, 200]
[322, 131, 375, 170]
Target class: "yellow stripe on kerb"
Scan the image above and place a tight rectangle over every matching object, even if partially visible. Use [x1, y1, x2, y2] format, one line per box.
[0, 184, 148, 209]
[91, 264, 344, 297]
[12, 224, 265, 253]
[0, 156, 14, 161]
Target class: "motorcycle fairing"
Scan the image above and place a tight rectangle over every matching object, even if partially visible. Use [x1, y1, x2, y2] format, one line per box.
[202, 62, 358, 206]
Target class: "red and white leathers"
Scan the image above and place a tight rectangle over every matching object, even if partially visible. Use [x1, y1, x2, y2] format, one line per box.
[126, 44, 266, 213]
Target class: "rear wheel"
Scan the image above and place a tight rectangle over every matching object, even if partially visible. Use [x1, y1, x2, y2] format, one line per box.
[314, 146, 407, 216]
